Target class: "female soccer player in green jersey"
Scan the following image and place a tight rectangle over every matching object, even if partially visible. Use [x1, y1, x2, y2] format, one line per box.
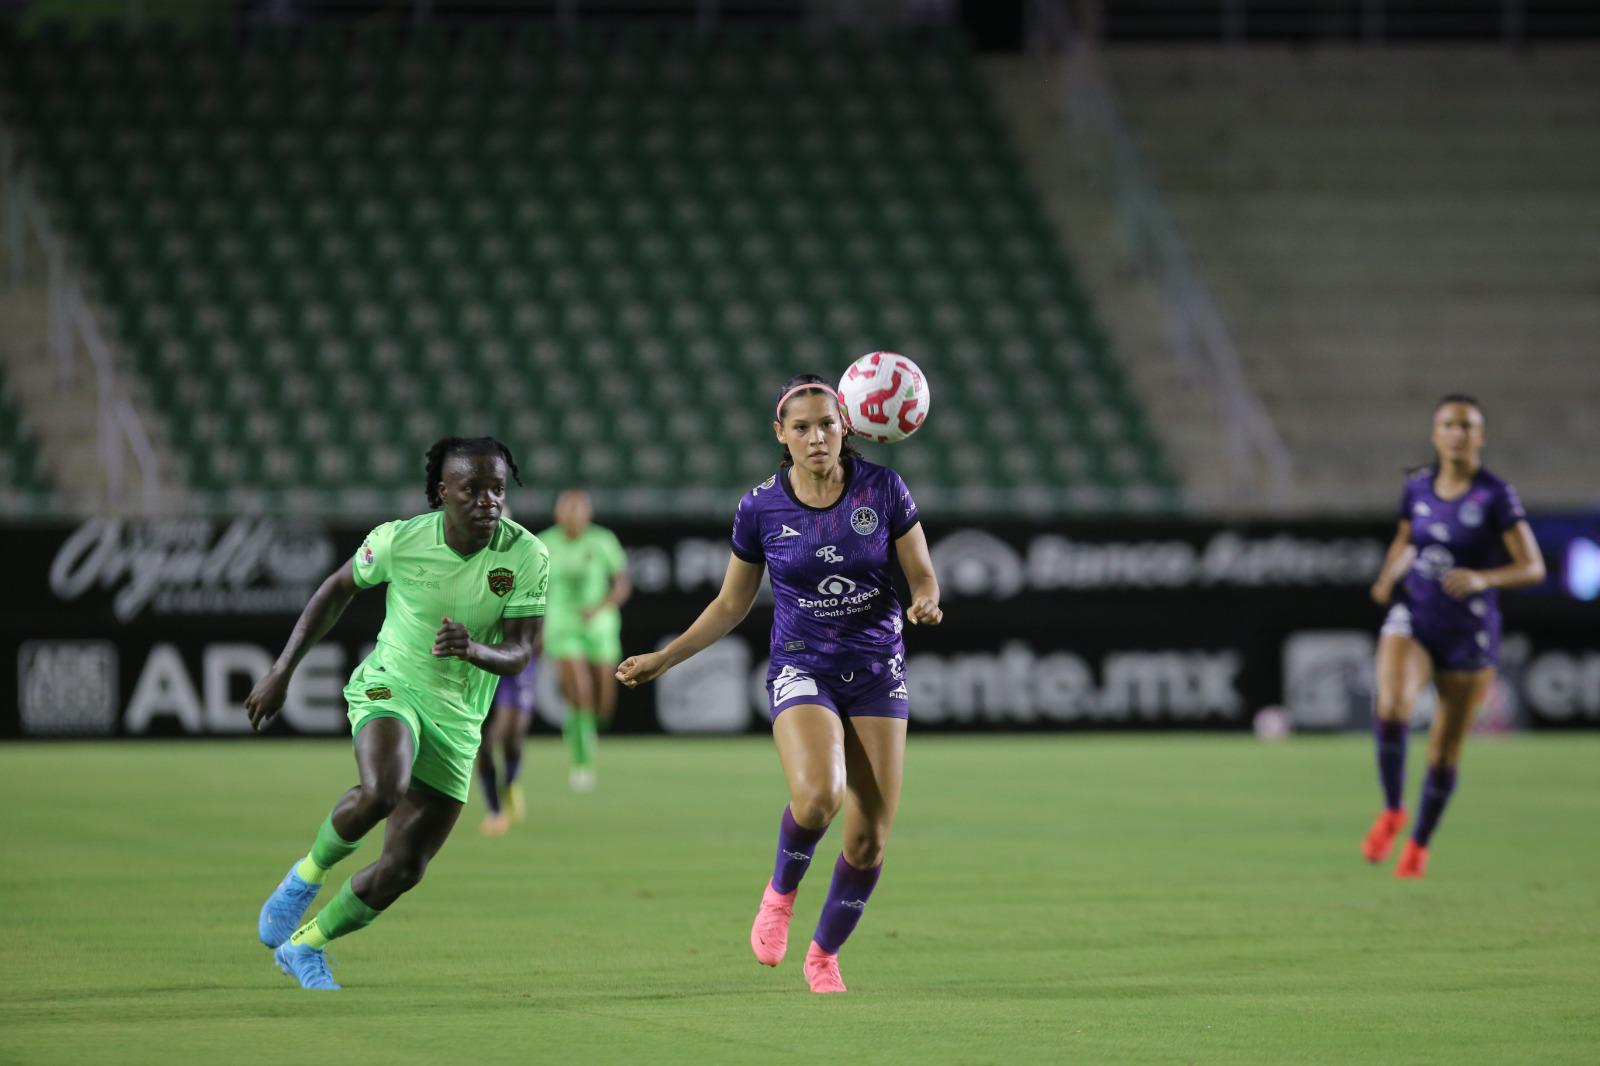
[539, 489, 631, 791]
[246, 437, 550, 991]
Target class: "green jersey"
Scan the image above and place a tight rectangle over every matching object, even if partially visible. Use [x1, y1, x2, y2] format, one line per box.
[350, 512, 549, 720]
[538, 524, 626, 625]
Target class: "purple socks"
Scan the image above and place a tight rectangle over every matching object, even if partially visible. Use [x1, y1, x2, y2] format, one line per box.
[771, 805, 827, 894]
[813, 855, 882, 954]
[1374, 719, 1408, 812]
[1412, 765, 1458, 846]
[477, 760, 500, 815]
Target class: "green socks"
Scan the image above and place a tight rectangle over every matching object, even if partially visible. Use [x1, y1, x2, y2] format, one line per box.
[564, 708, 598, 769]
[290, 880, 382, 949]
[296, 814, 363, 883]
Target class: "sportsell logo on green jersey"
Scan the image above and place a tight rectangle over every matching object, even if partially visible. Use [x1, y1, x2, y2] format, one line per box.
[487, 567, 515, 597]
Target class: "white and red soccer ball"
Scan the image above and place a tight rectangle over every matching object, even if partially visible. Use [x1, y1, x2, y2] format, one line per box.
[837, 352, 930, 444]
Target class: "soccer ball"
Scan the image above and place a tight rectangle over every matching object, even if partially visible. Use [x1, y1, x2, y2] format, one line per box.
[837, 352, 930, 444]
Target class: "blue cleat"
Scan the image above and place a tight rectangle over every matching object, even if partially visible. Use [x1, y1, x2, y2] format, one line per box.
[274, 942, 341, 991]
[258, 866, 321, 948]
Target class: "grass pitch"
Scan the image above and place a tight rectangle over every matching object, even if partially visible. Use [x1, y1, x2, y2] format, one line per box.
[1, 734, 1595, 1065]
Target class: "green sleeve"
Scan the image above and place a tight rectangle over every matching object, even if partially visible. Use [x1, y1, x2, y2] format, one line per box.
[504, 538, 549, 618]
[351, 520, 398, 589]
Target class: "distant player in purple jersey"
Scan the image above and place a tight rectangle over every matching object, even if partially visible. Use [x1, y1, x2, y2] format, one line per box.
[475, 655, 538, 837]
[615, 373, 942, 994]
[1363, 395, 1544, 878]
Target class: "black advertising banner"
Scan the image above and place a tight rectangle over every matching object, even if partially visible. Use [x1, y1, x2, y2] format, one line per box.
[4, 516, 1597, 738]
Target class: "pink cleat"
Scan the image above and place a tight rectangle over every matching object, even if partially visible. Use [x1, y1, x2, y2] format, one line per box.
[803, 941, 846, 994]
[750, 883, 796, 966]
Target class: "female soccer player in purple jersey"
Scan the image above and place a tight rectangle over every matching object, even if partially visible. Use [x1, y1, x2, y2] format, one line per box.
[1363, 396, 1544, 878]
[616, 373, 942, 994]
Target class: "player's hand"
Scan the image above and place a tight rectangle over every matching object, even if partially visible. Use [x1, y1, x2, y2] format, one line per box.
[245, 668, 291, 732]
[1370, 580, 1394, 607]
[616, 651, 669, 687]
[1441, 569, 1489, 599]
[432, 616, 473, 659]
[906, 595, 943, 626]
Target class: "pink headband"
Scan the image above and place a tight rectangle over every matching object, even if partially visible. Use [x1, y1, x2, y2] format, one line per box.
[776, 383, 843, 420]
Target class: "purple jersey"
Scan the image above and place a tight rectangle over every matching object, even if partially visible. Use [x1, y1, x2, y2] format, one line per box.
[731, 457, 920, 678]
[1398, 466, 1526, 633]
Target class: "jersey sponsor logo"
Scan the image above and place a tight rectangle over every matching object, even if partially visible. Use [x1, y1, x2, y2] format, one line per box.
[359, 540, 375, 567]
[816, 545, 843, 563]
[778, 525, 802, 538]
[487, 567, 515, 597]
[817, 574, 858, 596]
[851, 507, 879, 536]
[1427, 522, 1451, 543]
[364, 685, 393, 701]
[783, 640, 806, 652]
[1417, 544, 1454, 580]
[1459, 500, 1484, 528]
[1380, 604, 1413, 638]
[1413, 502, 1431, 517]
[772, 665, 819, 706]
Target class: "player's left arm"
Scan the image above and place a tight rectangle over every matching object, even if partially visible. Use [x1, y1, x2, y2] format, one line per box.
[1443, 521, 1546, 597]
[432, 615, 541, 676]
[894, 522, 943, 626]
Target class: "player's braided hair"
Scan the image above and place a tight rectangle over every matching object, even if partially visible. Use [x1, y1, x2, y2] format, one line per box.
[424, 436, 523, 509]
[774, 373, 863, 467]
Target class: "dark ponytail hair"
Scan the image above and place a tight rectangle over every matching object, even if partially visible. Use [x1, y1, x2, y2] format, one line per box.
[1409, 393, 1486, 476]
[774, 373, 863, 467]
[424, 436, 524, 509]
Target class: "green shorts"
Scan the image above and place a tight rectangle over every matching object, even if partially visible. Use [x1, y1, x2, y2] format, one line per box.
[543, 610, 622, 664]
[344, 666, 480, 804]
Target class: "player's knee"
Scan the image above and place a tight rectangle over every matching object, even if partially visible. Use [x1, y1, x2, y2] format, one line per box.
[1374, 693, 1411, 721]
[790, 781, 844, 829]
[357, 779, 408, 819]
[842, 829, 886, 870]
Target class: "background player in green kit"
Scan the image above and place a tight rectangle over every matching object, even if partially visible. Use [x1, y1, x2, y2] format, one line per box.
[540, 489, 630, 791]
[245, 437, 549, 991]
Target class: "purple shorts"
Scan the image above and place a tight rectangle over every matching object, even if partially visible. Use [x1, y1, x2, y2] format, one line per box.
[768, 655, 910, 721]
[493, 662, 539, 715]
[1382, 604, 1500, 672]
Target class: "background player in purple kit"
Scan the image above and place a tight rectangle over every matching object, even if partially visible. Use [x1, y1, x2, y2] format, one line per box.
[475, 655, 539, 836]
[1364, 395, 1545, 878]
[615, 373, 942, 994]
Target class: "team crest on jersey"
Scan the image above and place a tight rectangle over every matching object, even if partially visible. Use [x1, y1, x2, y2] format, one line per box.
[487, 567, 515, 597]
[851, 506, 879, 536]
[1459, 499, 1484, 528]
[364, 686, 392, 701]
[754, 475, 777, 495]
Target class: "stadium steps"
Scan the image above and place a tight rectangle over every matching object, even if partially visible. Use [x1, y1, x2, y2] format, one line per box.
[978, 52, 1235, 511]
[0, 24, 1178, 518]
[1112, 45, 1600, 511]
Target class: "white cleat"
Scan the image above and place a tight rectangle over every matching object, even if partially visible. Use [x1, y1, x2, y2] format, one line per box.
[569, 768, 597, 793]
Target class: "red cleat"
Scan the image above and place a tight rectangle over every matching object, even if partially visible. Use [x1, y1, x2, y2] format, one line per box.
[1395, 839, 1428, 879]
[1362, 809, 1407, 864]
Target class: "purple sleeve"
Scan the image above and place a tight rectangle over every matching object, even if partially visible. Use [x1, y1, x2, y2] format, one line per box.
[730, 491, 765, 564]
[887, 469, 920, 539]
[1490, 481, 1527, 532]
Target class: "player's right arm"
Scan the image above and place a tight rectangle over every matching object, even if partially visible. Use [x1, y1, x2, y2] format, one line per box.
[247, 522, 394, 731]
[1370, 519, 1415, 607]
[245, 564, 361, 730]
[615, 553, 763, 688]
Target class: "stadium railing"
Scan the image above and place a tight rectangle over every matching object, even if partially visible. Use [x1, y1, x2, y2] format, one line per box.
[1, 119, 162, 514]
